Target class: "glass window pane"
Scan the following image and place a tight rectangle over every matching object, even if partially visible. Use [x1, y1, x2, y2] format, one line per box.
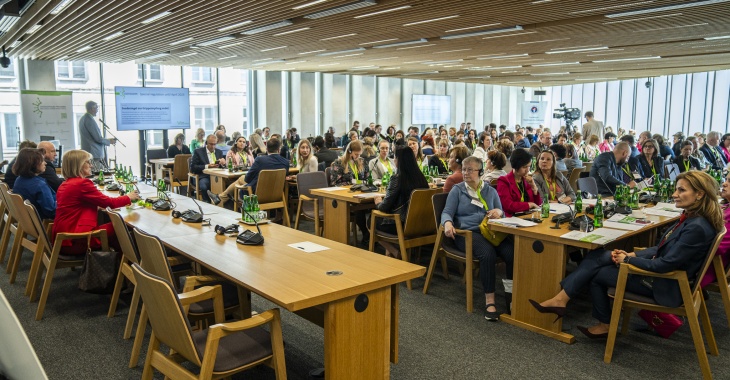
[593, 81, 607, 127]
[650, 76, 668, 135]
[0, 59, 14, 77]
[634, 79, 650, 133]
[711, 70, 730, 133]
[605, 81, 620, 132]
[57, 61, 69, 78]
[4, 113, 19, 150]
[667, 74, 687, 137]
[150, 65, 161, 80]
[218, 67, 248, 138]
[688, 72, 708, 134]
[72, 61, 86, 79]
[618, 80, 635, 133]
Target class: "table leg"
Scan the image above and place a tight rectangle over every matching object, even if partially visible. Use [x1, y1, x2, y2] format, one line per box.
[390, 284, 399, 364]
[325, 287, 391, 379]
[501, 235, 576, 344]
[322, 198, 351, 244]
[211, 176, 227, 195]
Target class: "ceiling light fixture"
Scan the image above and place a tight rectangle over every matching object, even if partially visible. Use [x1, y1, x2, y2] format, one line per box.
[373, 39, 428, 48]
[135, 50, 152, 56]
[293, 0, 328, 10]
[397, 44, 435, 50]
[477, 53, 529, 60]
[531, 72, 570, 76]
[354, 5, 411, 18]
[141, 11, 172, 24]
[218, 55, 237, 60]
[334, 53, 364, 58]
[572, 1, 654, 15]
[606, 0, 729, 18]
[170, 37, 194, 45]
[274, 27, 310, 36]
[252, 60, 285, 66]
[592, 56, 661, 63]
[441, 25, 523, 40]
[143, 52, 171, 60]
[403, 15, 459, 27]
[603, 12, 681, 24]
[253, 58, 272, 62]
[285, 60, 306, 64]
[321, 33, 357, 41]
[369, 56, 398, 61]
[304, 0, 376, 19]
[634, 23, 708, 32]
[517, 38, 569, 45]
[319, 62, 340, 66]
[318, 47, 366, 56]
[50, 0, 75, 15]
[103, 31, 125, 41]
[179, 52, 198, 57]
[242, 20, 294, 35]
[705, 35, 730, 40]
[218, 20, 253, 32]
[545, 46, 608, 54]
[196, 35, 236, 47]
[435, 48, 472, 54]
[444, 23, 500, 33]
[261, 46, 287, 52]
[425, 59, 463, 65]
[574, 78, 617, 81]
[26, 24, 43, 34]
[532, 62, 580, 67]
[459, 76, 491, 79]
[482, 31, 536, 39]
[76, 45, 92, 53]
[401, 71, 440, 76]
[219, 42, 244, 49]
[359, 38, 398, 45]
[299, 49, 326, 55]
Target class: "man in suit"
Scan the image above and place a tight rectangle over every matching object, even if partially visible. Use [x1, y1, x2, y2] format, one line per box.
[582, 111, 605, 144]
[529, 130, 552, 157]
[190, 135, 225, 203]
[79, 100, 115, 171]
[313, 136, 338, 169]
[700, 131, 727, 170]
[590, 142, 636, 196]
[208, 138, 289, 208]
[37, 141, 64, 192]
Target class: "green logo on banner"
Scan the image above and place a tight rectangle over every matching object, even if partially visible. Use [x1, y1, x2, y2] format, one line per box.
[115, 88, 126, 99]
[32, 97, 43, 118]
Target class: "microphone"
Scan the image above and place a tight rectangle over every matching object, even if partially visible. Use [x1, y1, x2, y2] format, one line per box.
[595, 171, 632, 215]
[98, 118, 111, 129]
[151, 190, 174, 211]
[174, 178, 205, 224]
[237, 208, 264, 245]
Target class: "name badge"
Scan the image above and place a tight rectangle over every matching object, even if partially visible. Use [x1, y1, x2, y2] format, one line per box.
[471, 199, 484, 208]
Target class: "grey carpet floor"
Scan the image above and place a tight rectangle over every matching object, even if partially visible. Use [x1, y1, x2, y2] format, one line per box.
[2, 220, 730, 379]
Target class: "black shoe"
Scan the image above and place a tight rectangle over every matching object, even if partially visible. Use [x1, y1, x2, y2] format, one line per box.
[528, 299, 566, 323]
[207, 190, 221, 205]
[577, 325, 608, 339]
[505, 293, 513, 314]
[485, 303, 500, 321]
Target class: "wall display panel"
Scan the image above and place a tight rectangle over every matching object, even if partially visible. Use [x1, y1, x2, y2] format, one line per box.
[411, 94, 451, 125]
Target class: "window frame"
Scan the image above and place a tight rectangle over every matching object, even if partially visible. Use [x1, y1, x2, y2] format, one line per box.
[56, 61, 88, 81]
[137, 64, 163, 83]
[191, 67, 214, 83]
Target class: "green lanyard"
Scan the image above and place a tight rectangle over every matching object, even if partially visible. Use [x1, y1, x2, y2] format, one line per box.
[238, 152, 247, 166]
[474, 182, 489, 210]
[516, 179, 525, 202]
[380, 158, 393, 174]
[349, 162, 360, 184]
[683, 159, 690, 172]
[439, 158, 448, 170]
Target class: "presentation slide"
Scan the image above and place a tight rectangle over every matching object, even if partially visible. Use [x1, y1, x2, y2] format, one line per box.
[114, 86, 190, 130]
[411, 94, 451, 125]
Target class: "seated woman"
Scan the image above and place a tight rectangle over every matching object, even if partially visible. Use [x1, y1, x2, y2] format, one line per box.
[531, 171, 722, 338]
[550, 144, 569, 172]
[167, 133, 191, 157]
[420, 135, 435, 156]
[482, 150, 507, 184]
[373, 146, 430, 257]
[532, 150, 576, 204]
[53, 150, 140, 255]
[676, 141, 701, 173]
[330, 141, 370, 244]
[428, 139, 450, 175]
[249, 132, 267, 157]
[471, 132, 492, 162]
[443, 147, 469, 193]
[563, 143, 584, 172]
[293, 139, 318, 175]
[226, 135, 254, 168]
[582, 134, 600, 161]
[361, 137, 377, 164]
[497, 148, 541, 217]
[369, 140, 395, 180]
[407, 136, 426, 167]
[598, 132, 616, 153]
[638, 138, 665, 181]
[701, 176, 730, 288]
[442, 156, 514, 321]
[464, 129, 478, 153]
[11, 148, 57, 220]
[189, 128, 205, 152]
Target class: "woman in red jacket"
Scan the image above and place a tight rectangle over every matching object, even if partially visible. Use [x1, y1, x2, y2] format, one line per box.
[497, 148, 541, 217]
[53, 150, 140, 255]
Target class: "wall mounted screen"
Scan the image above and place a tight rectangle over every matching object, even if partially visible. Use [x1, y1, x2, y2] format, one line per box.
[114, 86, 190, 131]
[411, 94, 451, 125]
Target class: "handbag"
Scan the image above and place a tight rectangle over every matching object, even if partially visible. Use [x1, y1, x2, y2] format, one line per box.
[638, 309, 684, 339]
[479, 216, 508, 246]
[78, 235, 120, 294]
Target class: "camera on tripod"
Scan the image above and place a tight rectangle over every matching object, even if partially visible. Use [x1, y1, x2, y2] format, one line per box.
[553, 103, 581, 133]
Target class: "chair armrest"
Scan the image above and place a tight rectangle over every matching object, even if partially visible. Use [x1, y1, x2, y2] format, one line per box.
[167, 256, 191, 266]
[235, 185, 253, 195]
[623, 263, 685, 280]
[633, 247, 648, 252]
[299, 194, 314, 202]
[371, 209, 398, 221]
[209, 309, 279, 337]
[453, 228, 472, 237]
[178, 285, 222, 307]
[56, 229, 109, 250]
[182, 275, 225, 292]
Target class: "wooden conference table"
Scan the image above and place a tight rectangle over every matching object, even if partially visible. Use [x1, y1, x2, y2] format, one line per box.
[488, 206, 678, 344]
[203, 167, 300, 195]
[104, 183, 423, 379]
[149, 158, 174, 182]
[310, 187, 381, 244]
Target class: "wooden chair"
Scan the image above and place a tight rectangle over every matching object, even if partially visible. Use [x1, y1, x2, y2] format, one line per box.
[581, 162, 593, 178]
[0, 183, 19, 267]
[604, 228, 726, 380]
[145, 148, 167, 182]
[368, 188, 440, 290]
[2, 191, 39, 287]
[22, 200, 106, 320]
[294, 171, 327, 235]
[235, 169, 290, 227]
[423, 192, 477, 312]
[705, 254, 730, 328]
[577, 177, 598, 196]
[129, 228, 242, 368]
[164, 154, 191, 196]
[324, 167, 334, 186]
[0, 185, 7, 264]
[568, 167, 584, 194]
[187, 156, 202, 200]
[130, 263, 286, 380]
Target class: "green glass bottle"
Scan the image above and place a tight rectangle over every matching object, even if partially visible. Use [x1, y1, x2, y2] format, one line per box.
[575, 191, 583, 213]
[541, 199, 550, 219]
[98, 170, 104, 184]
[367, 170, 373, 186]
[594, 195, 603, 228]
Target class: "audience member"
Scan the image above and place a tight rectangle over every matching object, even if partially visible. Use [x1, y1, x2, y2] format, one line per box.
[227, 135, 254, 168]
[428, 139, 450, 175]
[190, 135, 225, 203]
[700, 131, 726, 170]
[497, 148, 541, 216]
[598, 132, 616, 153]
[2, 139, 38, 189]
[37, 141, 64, 192]
[533, 150, 575, 204]
[11, 148, 57, 220]
[443, 147, 469, 193]
[676, 141, 702, 173]
[638, 138, 665, 181]
[590, 142, 635, 196]
[314, 136, 338, 169]
[582, 111, 605, 143]
[482, 150, 507, 184]
[167, 132, 191, 158]
[189, 128, 206, 151]
[370, 140, 396, 180]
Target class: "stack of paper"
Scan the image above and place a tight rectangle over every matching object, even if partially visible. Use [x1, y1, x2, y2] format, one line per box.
[490, 217, 538, 227]
[603, 214, 653, 231]
[548, 203, 572, 214]
[561, 228, 628, 245]
[643, 202, 682, 217]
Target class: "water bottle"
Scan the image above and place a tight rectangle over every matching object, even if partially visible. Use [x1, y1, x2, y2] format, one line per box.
[253, 195, 260, 221]
[242, 196, 250, 222]
[98, 170, 104, 185]
[541, 199, 550, 219]
[128, 166, 134, 182]
[594, 195, 603, 228]
[227, 157, 233, 172]
[575, 191, 583, 213]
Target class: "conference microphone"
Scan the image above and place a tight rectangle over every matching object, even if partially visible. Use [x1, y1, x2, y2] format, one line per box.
[172, 178, 205, 224]
[237, 208, 264, 246]
[151, 190, 174, 211]
[98, 118, 111, 129]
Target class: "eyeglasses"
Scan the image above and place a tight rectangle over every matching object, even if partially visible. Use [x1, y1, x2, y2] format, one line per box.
[463, 168, 481, 174]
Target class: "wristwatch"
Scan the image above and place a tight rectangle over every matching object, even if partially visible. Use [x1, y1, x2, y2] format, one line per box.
[623, 255, 631, 264]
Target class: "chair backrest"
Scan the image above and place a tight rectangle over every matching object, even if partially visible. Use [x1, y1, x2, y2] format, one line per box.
[0, 183, 13, 221]
[130, 263, 201, 366]
[691, 227, 727, 295]
[317, 161, 326, 172]
[403, 188, 441, 237]
[172, 154, 192, 182]
[255, 169, 287, 203]
[132, 228, 175, 286]
[8, 193, 40, 241]
[568, 167, 584, 193]
[147, 148, 167, 161]
[106, 208, 139, 264]
[431, 192, 449, 227]
[21, 201, 52, 256]
[296, 172, 328, 200]
[324, 167, 334, 186]
[577, 177, 598, 196]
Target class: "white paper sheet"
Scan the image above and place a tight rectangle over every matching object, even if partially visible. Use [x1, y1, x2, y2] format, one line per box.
[642, 208, 681, 217]
[353, 193, 384, 199]
[603, 221, 645, 231]
[288, 241, 330, 253]
[561, 228, 627, 245]
[581, 198, 598, 206]
[653, 202, 681, 212]
[548, 203, 572, 214]
[490, 217, 538, 227]
[315, 186, 348, 192]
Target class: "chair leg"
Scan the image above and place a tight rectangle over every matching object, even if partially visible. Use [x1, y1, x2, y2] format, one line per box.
[465, 258, 473, 313]
[6, 228, 22, 276]
[368, 214, 376, 253]
[281, 196, 290, 227]
[35, 256, 59, 320]
[294, 199, 303, 231]
[8, 235, 25, 284]
[620, 308, 631, 335]
[686, 304, 713, 380]
[712, 260, 730, 328]
[0, 217, 13, 265]
[25, 243, 44, 297]
[423, 241, 441, 295]
[124, 287, 141, 340]
[141, 331, 158, 380]
[440, 256, 449, 280]
[130, 304, 148, 368]
[699, 297, 719, 356]
[108, 264, 126, 317]
[29, 257, 45, 302]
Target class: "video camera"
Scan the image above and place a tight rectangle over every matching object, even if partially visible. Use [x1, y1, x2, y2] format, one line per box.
[552, 103, 581, 133]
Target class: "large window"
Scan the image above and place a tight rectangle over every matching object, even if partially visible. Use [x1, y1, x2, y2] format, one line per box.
[192, 67, 213, 83]
[0, 62, 14, 78]
[1, 113, 20, 151]
[194, 107, 216, 133]
[137, 64, 162, 82]
[56, 61, 87, 80]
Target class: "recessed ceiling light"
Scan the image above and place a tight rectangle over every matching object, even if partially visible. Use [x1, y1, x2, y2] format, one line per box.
[404, 60, 432, 64]
[261, 46, 287, 52]
[435, 48, 472, 54]
[144, 53, 171, 60]
[76, 45, 92, 53]
[401, 71, 439, 76]
[273, 27, 310, 36]
[572, 1, 654, 15]
[373, 39, 428, 48]
[477, 54, 528, 60]
[135, 50, 152, 56]
[354, 5, 412, 19]
[58, 55, 69, 60]
[444, 23, 500, 33]
[369, 56, 398, 61]
[170, 37, 194, 45]
[26, 24, 43, 34]
[532, 62, 580, 67]
[219, 42, 244, 49]
[179, 52, 198, 57]
[382, 67, 401, 70]
[321, 33, 357, 41]
[304, 0, 376, 19]
[359, 38, 398, 45]
[606, 0, 730, 18]
[530, 0, 553, 3]
[197, 35, 236, 47]
[403, 15, 459, 27]
[350, 65, 378, 70]
[705, 35, 730, 40]
[334, 53, 364, 58]
[574, 78, 617, 81]
[482, 31, 536, 39]
[218, 20, 253, 32]
[592, 56, 661, 63]
[397, 44, 435, 50]
[218, 55, 237, 60]
[242, 20, 294, 35]
[634, 23, 708, 32]
[507, 80, 541, 84]
[425, 59, 463, 65]
[517, 38, 569, 45]
[253, 58, 272, 62]
[459, 76, 491, 79]
[545, 46, 608, 54]
[142, 11, 172, 24]
[441, 25, 523, 40]
[102, 31, 125, 41]
[292, 0, 328, 10]
[299, 49, 327, 55]
[252, 60, 285, 66]
[285, 60, 307, 64]
[50, 0, 75, 15]
[603, 13, 681, 24]
[532, 72, 570, 76]
[318, 48, 366, 56]
[319, 63, 340, 66]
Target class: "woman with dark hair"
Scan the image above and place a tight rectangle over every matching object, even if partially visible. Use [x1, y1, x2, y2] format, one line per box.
[497, 148, 542, 217]
[533, 150, 576, 204]
[443, 147, 469, 193]
[407, 136, 425, 167]
[324, 132, 337, 149]
[12, 148, 57, 220]
[720, 133, 730, 163]
[330, 141, 371, 244]
[599, 132, 616, 153]
[471, 132, 493, 162]
[653, 133, 675, 159]
[428, 139, 451, 175]
[227, 135, 254, 168]
[482, 150, 507, 183]
[676, 141, 702, 173]
[563, 143, 584, 172]
[465, 129, 478, 153]
[373, 146, 430, 257]
[385, 125, 397, 143]
[531, 171, 722, 339]
[215, 125, 229, 143]
[638, 138, 665, 181]
[550, 143, 569, 172]
[167, 133, 191, 157]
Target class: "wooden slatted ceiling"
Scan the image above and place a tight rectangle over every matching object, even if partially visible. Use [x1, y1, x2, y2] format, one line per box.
[1, 0, 729, 86]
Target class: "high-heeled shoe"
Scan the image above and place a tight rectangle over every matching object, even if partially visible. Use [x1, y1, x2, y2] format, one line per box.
[577, 325, 608, 339]
[528, 299, 566, 323]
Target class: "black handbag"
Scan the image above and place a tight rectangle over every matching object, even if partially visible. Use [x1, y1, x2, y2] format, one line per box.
[78, 235, 120, 294]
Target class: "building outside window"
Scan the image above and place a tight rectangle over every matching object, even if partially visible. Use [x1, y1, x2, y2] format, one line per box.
[194, 106, 216, 134]
[1, 113, 20, 151]
[192, 67, 213, 83]
[137, 64, 162, 82]
[56, 61, 87, 80]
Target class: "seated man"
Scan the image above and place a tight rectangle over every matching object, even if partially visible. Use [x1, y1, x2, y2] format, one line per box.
[589, 142, 636, 196]
[215, 130, 230, 156]
[37, 141, 64, 192]
[208, 138, 290, 208]
[190, 135, 225, 203]
[2, 139, 38, 189]
[313, 135, 338, 169]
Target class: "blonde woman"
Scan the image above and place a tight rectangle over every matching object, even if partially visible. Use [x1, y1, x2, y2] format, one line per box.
[361, 136, 377, 163]
[189, 128, 205, 151]
[296, 139, 318, 173]
[329, 141, 371, 243]
[250, 132, 267, 156]
[369, 140, 395, 180]
[582, 134, 600, 160]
